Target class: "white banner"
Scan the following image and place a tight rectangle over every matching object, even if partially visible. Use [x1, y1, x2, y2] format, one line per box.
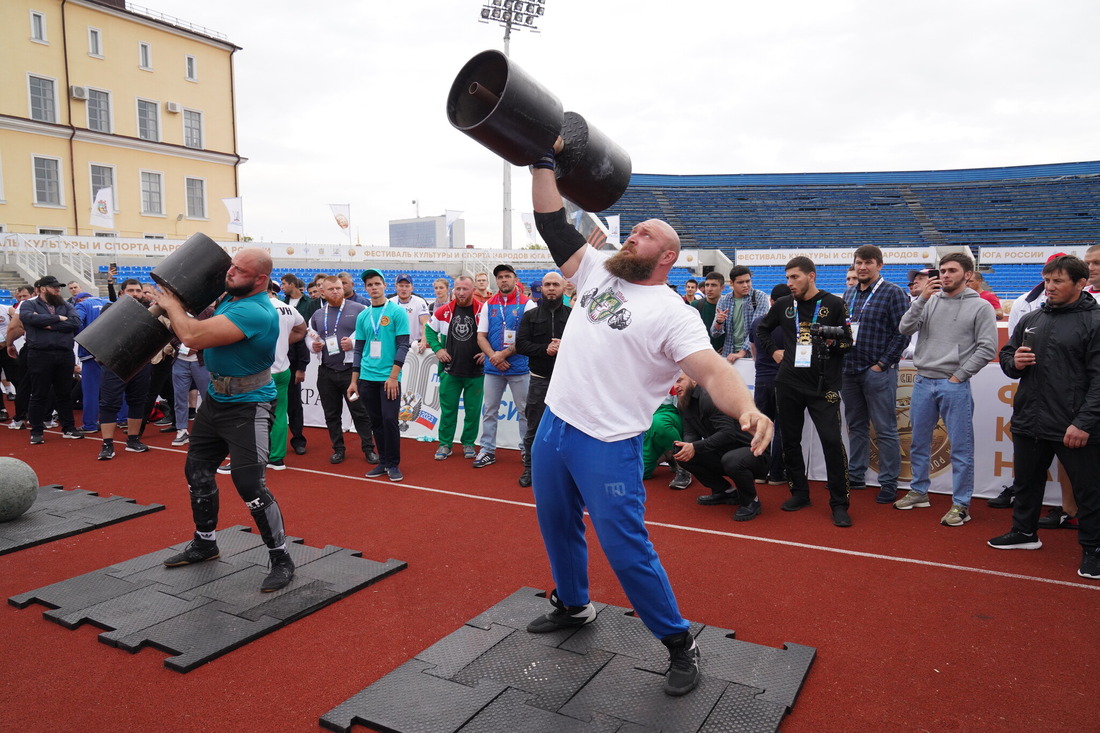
[979, 246, 1087, 264]
[604, 214, 620, 246]
[329, 204, 352, 242]
[89, 187, 114, 229]
[735, 247, 937, 267]
[732, 359, 1062, 503]
[675, 249, 701, 268]
[222, 197, 244, 235]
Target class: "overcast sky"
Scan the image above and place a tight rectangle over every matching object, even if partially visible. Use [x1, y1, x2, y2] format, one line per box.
[145, 0, 1100, 248]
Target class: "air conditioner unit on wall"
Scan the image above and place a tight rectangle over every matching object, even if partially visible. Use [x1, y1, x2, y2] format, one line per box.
[165, 101, 181, 113]
[70, 85, 88, 100]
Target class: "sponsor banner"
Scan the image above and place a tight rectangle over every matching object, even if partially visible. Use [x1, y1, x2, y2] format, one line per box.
[300, 347, 522, 450]
[735, 247, 936, 267]
[0, 235, 557, 265]
[733, 359, 1061, 503]
[979, 246, 1087, 264]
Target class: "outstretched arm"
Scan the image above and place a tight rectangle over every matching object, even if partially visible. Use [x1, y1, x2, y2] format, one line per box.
[679, 348, 773, 455]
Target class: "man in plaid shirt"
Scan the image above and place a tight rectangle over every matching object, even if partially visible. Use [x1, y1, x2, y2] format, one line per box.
[711, 266, 771, 363]
[841, 245, 910, 505]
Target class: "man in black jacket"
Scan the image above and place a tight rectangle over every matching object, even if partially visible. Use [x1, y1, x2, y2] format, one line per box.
[756, 256, 854, 527]
[19, 276, 83, 443]
[674, 372, 769, 521]
[989, 255, 1100, 580]
[514, 271, 570, 488]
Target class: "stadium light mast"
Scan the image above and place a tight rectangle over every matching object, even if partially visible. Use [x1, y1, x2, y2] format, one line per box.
[478, 0, 545, 250]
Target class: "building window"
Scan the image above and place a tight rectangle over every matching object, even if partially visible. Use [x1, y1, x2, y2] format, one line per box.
[183, 109, 203, 149]
[33, 156, 62, 206]
[29, 75, 57, 123]
[38, 227, 65, 236]
[88, 28, 102, 57]
[90, 164, 115, 208]
[94, 231, 117, 237]
[185, 178, 206, 218]
[87, 88, 111, 132]
[31, 11, 47, 43]
[185, 55, 197, 81]
[137, 99, 159, 141]
[140, 171, 163, 215]
[144, 234, 165, 240]
[139, 41, 152, 70]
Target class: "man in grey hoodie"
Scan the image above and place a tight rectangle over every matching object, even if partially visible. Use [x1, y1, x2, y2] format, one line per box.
[896, 252, 997, 526]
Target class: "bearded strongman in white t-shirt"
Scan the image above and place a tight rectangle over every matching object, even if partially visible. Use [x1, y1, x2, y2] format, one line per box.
[525, 155, 772, 697]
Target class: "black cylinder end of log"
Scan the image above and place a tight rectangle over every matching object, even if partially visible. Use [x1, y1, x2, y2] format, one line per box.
[150, 232, 232, 315]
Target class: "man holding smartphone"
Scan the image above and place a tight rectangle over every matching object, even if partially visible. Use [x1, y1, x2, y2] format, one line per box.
[989, 255, 1100, 580]
[897, 253, 997, 526]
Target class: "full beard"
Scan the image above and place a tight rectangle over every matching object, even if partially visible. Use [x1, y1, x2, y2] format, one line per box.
[605, 249, 661, 282]
[225, 281, 254, 297]
[42, 290, 65, 307]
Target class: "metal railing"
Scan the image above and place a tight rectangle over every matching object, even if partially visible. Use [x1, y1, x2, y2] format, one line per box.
[125, 3, 229, 41]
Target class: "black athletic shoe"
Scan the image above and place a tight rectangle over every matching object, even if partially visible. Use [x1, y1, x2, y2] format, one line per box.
[292, 443, 307, 456]
[781, 494, 811, 511]
[267, 459, 286, 470]
[97, 443, 115, 461]
[163, 535, 221, 567]
[988, 530, 1042, 550]
[668, 466, 693, 490]
[526, 590, 597, 633]
[29, 433, 44, 445]
[734, 498, 761, 522]
[261, 551, 295, 592]
[125, 437, 149, 453]
[62, 428, 85, 440]
[329, 451, 345, 465]
[518, 467, 532, 487]
[1037, 506, 1078, 530]
[662, 631, 701, 696]
[1079, 547, 1100, 580]
[987, 485, 1015, 509]
[832, 506, 853, 527]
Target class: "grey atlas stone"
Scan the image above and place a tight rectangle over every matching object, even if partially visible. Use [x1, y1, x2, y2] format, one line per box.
[0, 485, 164, 555]
[9, 526, 407, 672]
[320, 587, 815, 733]
[0, 457, 39, 522]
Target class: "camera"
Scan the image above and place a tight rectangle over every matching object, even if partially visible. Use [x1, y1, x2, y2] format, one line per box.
[809, 323, 846, 340]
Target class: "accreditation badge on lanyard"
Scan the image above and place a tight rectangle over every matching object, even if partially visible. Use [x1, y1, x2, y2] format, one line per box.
[849, 278, 882, 346]
[366, 304, 385, 360]
[793, 299, 823, 368]
[498, 296, 517, 347]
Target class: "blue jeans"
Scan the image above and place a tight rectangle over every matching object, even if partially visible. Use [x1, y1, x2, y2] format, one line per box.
[909, 375, 975, 506]
[172, 358, 210, 431]
[532, 408, 689, 640]
[479, 372, 529, 454]
[842, 366, 901, 490]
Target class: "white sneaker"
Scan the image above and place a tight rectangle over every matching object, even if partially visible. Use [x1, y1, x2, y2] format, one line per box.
[172, 429, 190, 446]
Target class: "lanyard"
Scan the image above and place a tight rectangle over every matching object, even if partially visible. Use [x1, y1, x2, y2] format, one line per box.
[792, 298, 823, 325]
[363, 303, 384, 340]
[496, 290, 517, 328]
[852, 277, 884, 321]
[322, 301, 345, 338]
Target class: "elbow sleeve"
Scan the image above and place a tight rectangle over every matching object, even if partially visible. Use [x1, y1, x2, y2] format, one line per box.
[535, 208, 586, 268]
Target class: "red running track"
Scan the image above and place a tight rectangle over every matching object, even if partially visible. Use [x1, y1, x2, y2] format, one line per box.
[1, 425, 1097, 732]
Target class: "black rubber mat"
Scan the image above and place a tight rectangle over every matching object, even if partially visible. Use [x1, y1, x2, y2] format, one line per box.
[9, 525, 407, 672]
[320, 587, 814, 732]
[0, 485, 164, 556]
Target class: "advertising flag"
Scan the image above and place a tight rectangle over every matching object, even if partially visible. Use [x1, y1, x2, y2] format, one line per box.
[604, 215, 620, 246]
[89, 187, 114, 229]
[222, 197, 244, 235]
[330, 204, 352, 242]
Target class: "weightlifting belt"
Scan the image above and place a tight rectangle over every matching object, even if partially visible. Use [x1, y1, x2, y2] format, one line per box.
[210, 368, 272, 396]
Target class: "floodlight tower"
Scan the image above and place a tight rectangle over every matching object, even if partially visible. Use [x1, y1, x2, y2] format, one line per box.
[478, 0, 545, 250]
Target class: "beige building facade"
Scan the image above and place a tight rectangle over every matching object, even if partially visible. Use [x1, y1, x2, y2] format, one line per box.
[0, 0, 242, 240]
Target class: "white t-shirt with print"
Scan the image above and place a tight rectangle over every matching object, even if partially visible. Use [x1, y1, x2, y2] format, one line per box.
[389, 294, 430, 343]
[546, 247, 713, 442]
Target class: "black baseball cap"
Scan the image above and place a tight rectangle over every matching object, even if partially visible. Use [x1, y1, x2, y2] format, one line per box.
[493, 264, 516, 276]
[770, 283, 791, 299]
[36, 275, 62, 289]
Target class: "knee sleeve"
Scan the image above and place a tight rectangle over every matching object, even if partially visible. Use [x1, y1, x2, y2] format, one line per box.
[185, 459, 220, 533]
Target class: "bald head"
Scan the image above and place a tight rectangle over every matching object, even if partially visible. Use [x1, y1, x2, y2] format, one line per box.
[225, 247, 272, 298]
[541, 271, 565, 303]
[644, 219, 681, 255]
[236, 247, 273, 276]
